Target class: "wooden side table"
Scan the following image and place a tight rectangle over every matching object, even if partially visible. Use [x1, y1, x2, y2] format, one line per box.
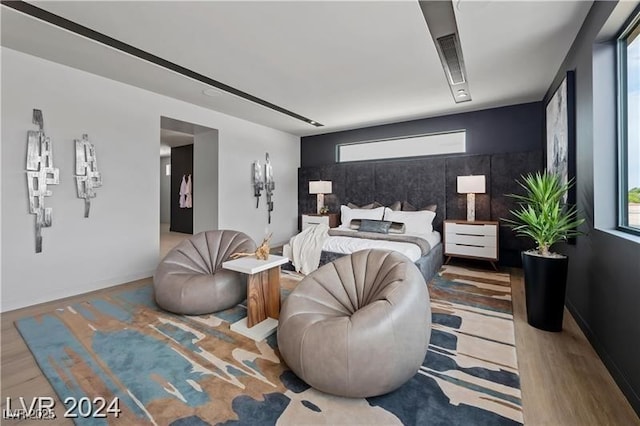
[222, 254, 289, 341]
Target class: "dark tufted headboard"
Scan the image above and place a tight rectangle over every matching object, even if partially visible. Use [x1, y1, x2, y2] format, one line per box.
[298, 150, 543, 265]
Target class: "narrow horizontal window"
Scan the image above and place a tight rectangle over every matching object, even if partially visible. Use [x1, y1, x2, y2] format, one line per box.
[337, 131, 466, 163]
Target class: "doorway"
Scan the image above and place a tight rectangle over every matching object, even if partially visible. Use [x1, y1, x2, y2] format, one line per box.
[159, 117, 219, 256]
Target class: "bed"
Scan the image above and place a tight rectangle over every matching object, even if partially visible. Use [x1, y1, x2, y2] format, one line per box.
[284, 204, 444, 282]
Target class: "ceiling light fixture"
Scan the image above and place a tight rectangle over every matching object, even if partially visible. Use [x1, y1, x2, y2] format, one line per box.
[418, 1, 472, 104]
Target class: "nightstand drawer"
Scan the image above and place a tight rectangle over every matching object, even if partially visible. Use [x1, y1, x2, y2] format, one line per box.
[301, 214, 338, 230]
[445, 243, 497, 260]
[446, 223, 497, 236]
[303, 216, 328, 229]
[445, 233, 496, 247]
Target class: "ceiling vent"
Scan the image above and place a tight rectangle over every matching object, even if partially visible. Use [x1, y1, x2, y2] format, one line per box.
[437, 34, 465, 85]
[419, 0, 471, 103]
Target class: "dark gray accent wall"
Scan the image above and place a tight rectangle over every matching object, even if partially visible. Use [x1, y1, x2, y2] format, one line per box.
[298, 150, 541, 266]
[299, 100, 545, 267]
[544, 2, 640, 415]
[301, 102, 543, 167]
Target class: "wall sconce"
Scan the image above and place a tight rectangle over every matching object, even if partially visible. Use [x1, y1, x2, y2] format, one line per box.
[457, 175, 485, 221]
[252, 160, 264, 207]
[251, 154, 275, 223]
[265, 153, 275, 223]
[309, 180, 333, 214]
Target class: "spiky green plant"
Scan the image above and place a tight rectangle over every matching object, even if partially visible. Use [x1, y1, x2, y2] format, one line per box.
[503, 171, 584, 257]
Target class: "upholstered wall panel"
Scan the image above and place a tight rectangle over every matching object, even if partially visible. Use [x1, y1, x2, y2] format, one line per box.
[345, 163, 376, 206]
[298, 150, 542, 266]
[374, 162, 406, 206]
[320, 164, 346, 213]
[403, 158, 446, 232]
[489, 150, 544, 264]
[298, 167, 319, 218]
[490, 151, 543, 265]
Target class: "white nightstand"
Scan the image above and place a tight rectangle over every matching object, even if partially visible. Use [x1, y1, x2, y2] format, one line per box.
[301, 213, 339, 230]
[444, 220, 499, 270]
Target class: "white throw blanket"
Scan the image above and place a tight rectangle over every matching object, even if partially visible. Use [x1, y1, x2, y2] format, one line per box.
[289, 224, 329, 275]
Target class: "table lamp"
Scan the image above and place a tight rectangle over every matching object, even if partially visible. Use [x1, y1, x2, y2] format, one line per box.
[309, 180, 332, 214]
[457, 175, 486, 221]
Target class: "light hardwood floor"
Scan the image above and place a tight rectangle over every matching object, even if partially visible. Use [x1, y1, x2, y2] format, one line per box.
[1, 247, 638, 424]
[159, 222, 190, 259]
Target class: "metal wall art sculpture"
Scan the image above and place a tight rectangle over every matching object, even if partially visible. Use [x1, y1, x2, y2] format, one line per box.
[252, 160, 264, 207]
[26, 109, 60, 253]
[251, 153, 275, 222]
[74, 134, 102, 218]
[265, 153, 275, 223]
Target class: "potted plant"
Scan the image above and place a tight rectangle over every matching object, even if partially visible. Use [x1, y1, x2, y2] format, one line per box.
[503, 171, 584, 332]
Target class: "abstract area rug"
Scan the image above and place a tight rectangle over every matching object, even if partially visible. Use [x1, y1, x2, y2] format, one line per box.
[15, 266, 522, 425]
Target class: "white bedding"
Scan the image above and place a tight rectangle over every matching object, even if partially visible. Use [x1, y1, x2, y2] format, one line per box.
[321, 228, 441, 262]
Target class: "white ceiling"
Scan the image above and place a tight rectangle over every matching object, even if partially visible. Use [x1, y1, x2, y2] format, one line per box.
[1, 1, 592, 136]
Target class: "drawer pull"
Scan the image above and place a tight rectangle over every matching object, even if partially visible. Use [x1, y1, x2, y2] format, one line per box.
[455, 243, 485, 248]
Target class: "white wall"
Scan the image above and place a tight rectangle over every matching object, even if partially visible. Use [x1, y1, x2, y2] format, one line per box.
[193, 129, 219, 234]
[1, 47, 300, 312]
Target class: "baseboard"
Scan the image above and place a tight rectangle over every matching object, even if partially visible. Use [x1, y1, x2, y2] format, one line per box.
[566, 300, 640, 416]
[0, 270, 155, 313]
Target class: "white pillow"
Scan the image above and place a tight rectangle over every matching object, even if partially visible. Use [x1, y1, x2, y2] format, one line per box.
[383, 209, 436, 234]
[340, 205, 385, 228]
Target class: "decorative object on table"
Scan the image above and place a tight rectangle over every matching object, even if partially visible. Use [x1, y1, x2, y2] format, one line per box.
[265, 153, 275, 223]
[309, 180, 333, 214]
[74, 134, 102, 218]
[230, 233, 272, 261]
[457, 175, 485, 221]
[179, 174, 192, 209]
[25, 109, 59, 253]
[153, 230, 256, 315]
[252, 160, 264, 207]
[546, 70, 576, 206]
[16, 264, 522, 425]
[319, 205, 329, 215]
[503, 171, 584, 331]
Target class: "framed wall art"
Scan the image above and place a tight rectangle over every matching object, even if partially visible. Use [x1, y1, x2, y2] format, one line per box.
[545, 70, 576, 206]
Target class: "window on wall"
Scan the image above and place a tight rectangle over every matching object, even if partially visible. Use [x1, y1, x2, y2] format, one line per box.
[337, 130, 466, 163]
[618, 12, 640, 234]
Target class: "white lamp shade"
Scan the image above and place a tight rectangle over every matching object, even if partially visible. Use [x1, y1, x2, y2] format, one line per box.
[457, 175, 486, 194]
[309, 180, 332, 194]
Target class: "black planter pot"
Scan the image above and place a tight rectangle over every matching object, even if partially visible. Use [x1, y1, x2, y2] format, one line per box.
[522, 252, 569, 332]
